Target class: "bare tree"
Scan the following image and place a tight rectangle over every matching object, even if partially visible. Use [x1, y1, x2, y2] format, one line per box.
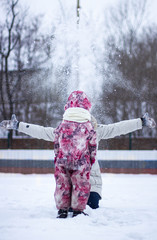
[97, 0, 149, 123]
[100, 28, 157, 137]
[106, 0, 148, 53]
[0, 0, 55, 142]
[0, 0, 20, 120]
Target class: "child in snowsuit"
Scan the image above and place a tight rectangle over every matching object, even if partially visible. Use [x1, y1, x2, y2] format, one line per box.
[0, 90, 97, 218]
[87, 113, 156, 209]
[53, 91, 97, 217]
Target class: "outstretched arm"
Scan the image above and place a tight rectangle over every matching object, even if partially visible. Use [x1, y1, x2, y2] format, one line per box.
[97, 113, 156, 141]
[97, 118, 142, 140]
[18, 122, 55, 142]
[0, 114, 55, 142]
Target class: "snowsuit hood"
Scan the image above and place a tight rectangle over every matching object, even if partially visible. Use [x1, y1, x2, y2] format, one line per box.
[64, 91, 92, 111]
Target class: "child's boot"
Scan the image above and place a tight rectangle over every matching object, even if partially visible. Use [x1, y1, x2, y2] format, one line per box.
[72, 210, 88, 217]
[57, 209, 68, 218]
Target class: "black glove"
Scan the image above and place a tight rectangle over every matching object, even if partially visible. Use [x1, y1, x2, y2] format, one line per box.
[0, 114, 19, 130]
[141, 113, 156, 128]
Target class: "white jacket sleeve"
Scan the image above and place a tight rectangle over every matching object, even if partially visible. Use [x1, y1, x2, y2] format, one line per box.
[18, 122, 55, 142]
[97, 118, 142, 141]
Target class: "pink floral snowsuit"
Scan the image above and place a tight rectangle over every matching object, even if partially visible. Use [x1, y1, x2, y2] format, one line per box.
[54, 91, 97, 211]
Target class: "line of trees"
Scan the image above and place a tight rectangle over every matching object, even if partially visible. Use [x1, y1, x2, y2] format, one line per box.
[92, 0, 157, 137]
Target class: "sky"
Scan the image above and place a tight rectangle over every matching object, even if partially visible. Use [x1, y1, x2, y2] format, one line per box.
[20, 0, 119, 21]
[20, 0, 157, 31]
[19, 0, 120, 33]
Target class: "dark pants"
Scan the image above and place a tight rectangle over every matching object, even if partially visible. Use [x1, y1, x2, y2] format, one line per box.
[87, 192, 101, 209]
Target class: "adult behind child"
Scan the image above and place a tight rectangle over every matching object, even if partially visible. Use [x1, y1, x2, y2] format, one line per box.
[87, 113, 156, 209]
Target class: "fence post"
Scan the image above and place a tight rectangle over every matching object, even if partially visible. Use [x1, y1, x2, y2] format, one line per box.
[7, 131, 12, 149]
[129, 132, 132, 150]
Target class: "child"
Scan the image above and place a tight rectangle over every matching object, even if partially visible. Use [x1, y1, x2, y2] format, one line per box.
[0, 91, 97, 218]
[53, 91, 97, 217]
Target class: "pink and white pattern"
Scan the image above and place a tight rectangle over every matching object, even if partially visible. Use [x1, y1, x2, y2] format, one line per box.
[54, 91, 97, 211]
[64, 90, 92, 111]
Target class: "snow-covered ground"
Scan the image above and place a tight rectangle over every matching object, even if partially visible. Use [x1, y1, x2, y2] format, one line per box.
[0, 173, 157, 240]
